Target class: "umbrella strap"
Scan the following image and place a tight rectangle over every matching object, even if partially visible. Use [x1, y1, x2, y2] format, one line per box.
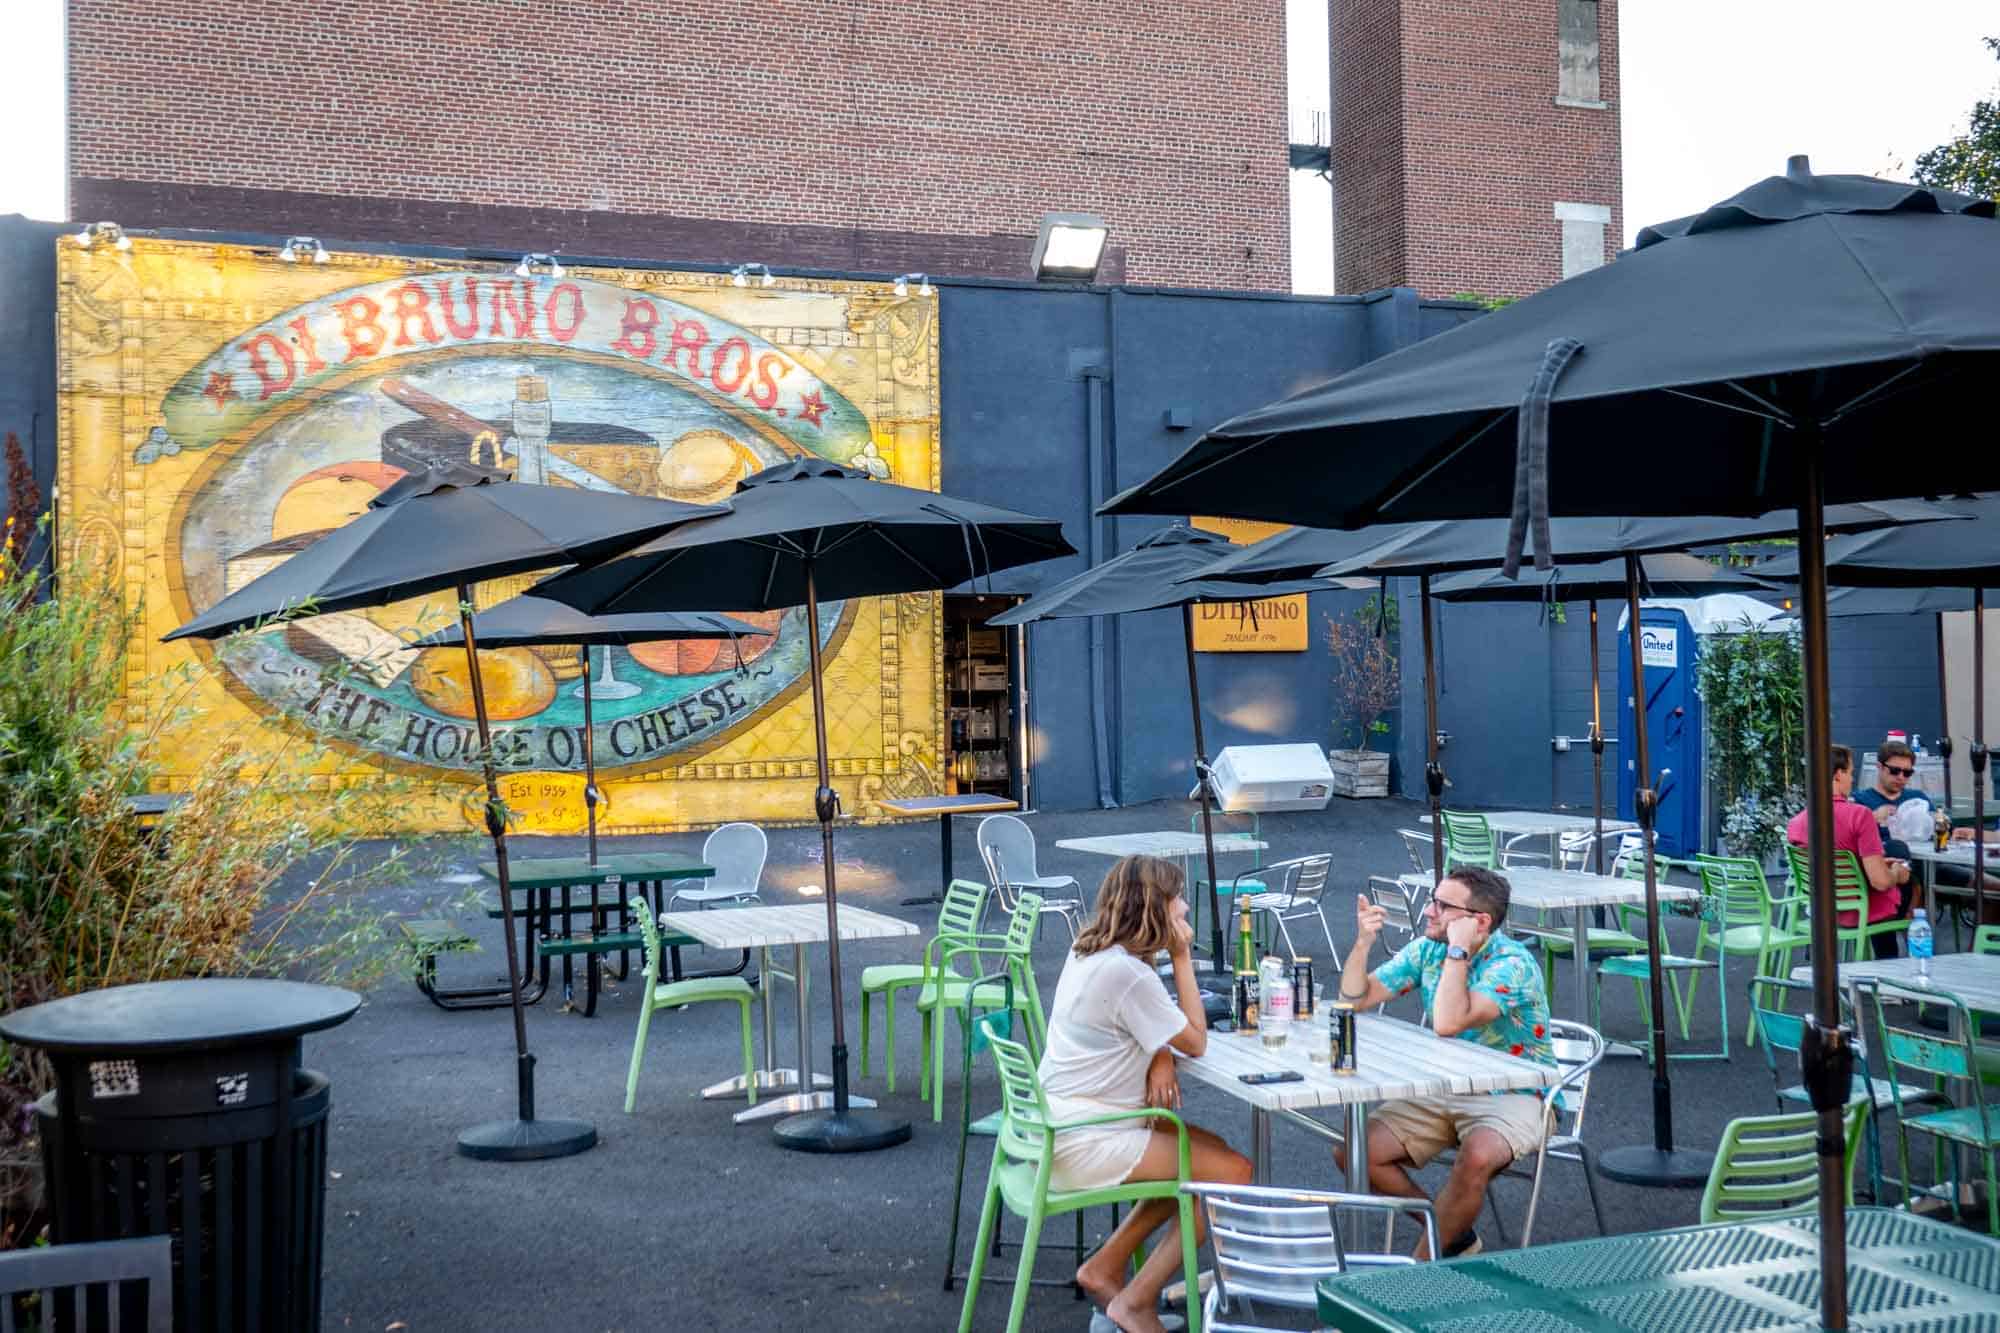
[1503, 337, 1583, 578]
[924, 503, 996, 594]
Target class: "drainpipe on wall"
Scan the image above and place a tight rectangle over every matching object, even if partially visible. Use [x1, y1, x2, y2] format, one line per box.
[1074, 345, 1117, 809]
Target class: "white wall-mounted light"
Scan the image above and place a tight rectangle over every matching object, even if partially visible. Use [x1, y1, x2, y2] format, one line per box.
[73, 220, 131, 252]
[1030, 212, 1110, 283]
[280, 235, 330, 264]
[514, 252, 566, 279]
[893, 272, 933, 297]
[730, 262, 775, 288]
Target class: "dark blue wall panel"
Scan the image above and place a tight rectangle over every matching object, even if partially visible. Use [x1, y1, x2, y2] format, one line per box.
[0, 217, 62, 537]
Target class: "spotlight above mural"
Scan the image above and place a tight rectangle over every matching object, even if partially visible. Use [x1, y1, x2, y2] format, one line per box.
[730, 262, 776, 288]
[72, 220, 131, 251]
[514, 252, 565, 279]
[280, 236, 330, 264]
[1030, 212, 1108, 283]
[893, 273, 932, 297]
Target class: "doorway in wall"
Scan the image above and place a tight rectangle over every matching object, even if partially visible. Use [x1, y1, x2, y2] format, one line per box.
[943, 594, 1026, 804]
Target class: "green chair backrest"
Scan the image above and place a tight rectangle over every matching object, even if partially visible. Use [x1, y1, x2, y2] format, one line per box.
[1695, 854, 1773, 929]
[633, 896, 664, 982]
[982, 1020, 1056, 1168]
[1976, 925, 2000, 956]
[1699, 1099, 1869, 1223]
[1869, 979, 1979, 1082]
[1439, 811, 1496, 871]
[939, 878, 990, 938]
[1785, 842, 1873, 921]
[1747, 974, 1809, 1096]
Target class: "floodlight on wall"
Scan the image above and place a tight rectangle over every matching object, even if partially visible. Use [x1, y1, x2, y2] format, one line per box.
[892, 272, 932, 297]
[72, 220, 131, 252]
[279, 235, 330, 264]
[731, 262, 775, 288]
[514, 252, 565, 279]
[1030, 212, 1109, 283]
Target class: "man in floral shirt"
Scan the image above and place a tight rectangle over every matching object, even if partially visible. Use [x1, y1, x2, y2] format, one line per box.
[1331, 865, 1554, 1259]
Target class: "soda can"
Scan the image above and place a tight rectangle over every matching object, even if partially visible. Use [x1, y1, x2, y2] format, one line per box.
[1259, 955, 1292, 1047]
[1329, 1002, 1358, 1075]
[1291, 957, 1315, 1019]
[1233, 972, 1260, 1033]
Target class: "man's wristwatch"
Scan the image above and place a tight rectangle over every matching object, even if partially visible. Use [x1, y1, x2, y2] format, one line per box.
[1444, 944, 1472, 963]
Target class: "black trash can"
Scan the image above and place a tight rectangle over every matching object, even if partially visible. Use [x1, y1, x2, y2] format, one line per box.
[0, 979, 359, 1332]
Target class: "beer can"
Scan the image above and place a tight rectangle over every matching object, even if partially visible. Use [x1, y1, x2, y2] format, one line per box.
[1233, 972, 1259, 1033]
[1329, 1002, 1358, 1075]
[1291, 956, 1315, 1019]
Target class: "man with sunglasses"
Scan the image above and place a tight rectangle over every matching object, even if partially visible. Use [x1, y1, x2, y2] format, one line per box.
[1788, 744, 1912, 957]
[1859, 738, 2000, 925]
[1331, 865, 1554, 1260]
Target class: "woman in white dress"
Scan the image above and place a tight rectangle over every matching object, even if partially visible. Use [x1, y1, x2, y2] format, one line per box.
[1040, 855, 1252, 1333]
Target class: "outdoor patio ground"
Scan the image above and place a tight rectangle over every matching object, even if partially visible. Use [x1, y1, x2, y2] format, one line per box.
[297, 795, 1976, 1330]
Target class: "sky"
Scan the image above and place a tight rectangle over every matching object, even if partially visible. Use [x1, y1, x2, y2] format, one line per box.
[3, 3, 1996, 290]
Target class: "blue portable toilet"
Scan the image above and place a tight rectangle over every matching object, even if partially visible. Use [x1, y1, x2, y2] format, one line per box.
[1618, 606, 1704, 857]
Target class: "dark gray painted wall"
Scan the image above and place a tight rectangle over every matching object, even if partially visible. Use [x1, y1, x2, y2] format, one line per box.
[0, 217, 63, 538]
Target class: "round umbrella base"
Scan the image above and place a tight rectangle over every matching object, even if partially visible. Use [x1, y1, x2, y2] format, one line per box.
[1596, 1144, 1713, 1188]
[455, 1116, 598, 1162]
[771, 1107, 913, 1154]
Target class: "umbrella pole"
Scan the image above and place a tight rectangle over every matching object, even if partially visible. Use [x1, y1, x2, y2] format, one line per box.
[1976, 587, 1988, 923]
[1937, 613, 1954, 812]
[773, 561, 913, 1154]
[1590, 600, 1605, 877]
[1597, 557, 1710, 1189]
[1422, 575, 1444, 885]
[453, 583, 596, 1162]
[1184, 603, 1230, 977]
[583, 646, 599, 868]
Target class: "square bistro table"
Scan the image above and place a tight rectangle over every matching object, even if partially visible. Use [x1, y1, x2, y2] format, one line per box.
[1315, 1208, 2000, 1331]
[1057, 830, 1269, 948]
[1792, 951, 2000, 1017]
[661, 903, 918, 1123]
[879, 794, 1021, 907]
[1905, 840, 1997, 918]
[1500, 866, 1699, 1033]
[1420, 810, 1638, 868]
[1174, 1014, 1555, 1188]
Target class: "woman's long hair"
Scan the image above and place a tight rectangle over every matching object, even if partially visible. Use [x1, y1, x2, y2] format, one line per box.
[1072, 854, 1183, 958]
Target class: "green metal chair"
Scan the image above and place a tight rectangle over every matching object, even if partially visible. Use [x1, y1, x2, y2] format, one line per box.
[1784, 843, 1910, 962]
[1748, 974, 1948, 1205]
[860, 877, 988, 1091]
[1546, 839, 1685, 1018]
[1698, 1098, 1871, 1224]
[1189, 809, 1264, 947]
[919, 892, 1049, 1122]
[1439, 810, 1499, 872]
[624, 897, 757, 1113]
[1861, 976, 2000, 1234]
[956, 1019, 1202, 1333]
[1689, 853, 1810, 1046]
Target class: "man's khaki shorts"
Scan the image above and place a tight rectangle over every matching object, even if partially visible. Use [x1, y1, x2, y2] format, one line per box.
[1369, 1093, 1549, 1168]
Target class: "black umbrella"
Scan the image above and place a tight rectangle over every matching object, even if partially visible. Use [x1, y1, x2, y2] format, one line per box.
[166, 467, 726, 1162]
[416, 597, 768, 864]
[1763, 494, 2000, 917]
[986, 523, 1339, 982]
[534, 458, 1075, 1154]
[1102, 160, 2000, 1329]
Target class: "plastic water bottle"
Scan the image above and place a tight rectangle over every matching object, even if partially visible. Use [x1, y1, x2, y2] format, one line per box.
[1909, 909, 1933, 985]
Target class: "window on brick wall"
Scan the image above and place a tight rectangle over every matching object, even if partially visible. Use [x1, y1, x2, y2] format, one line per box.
[1556, 202, 1610, 278]
[1558, 0, 1602, 106]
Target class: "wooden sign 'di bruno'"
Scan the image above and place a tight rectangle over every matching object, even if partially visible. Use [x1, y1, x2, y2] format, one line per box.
[58, 238, 946, 834]
[1189, 516, 1308, 652]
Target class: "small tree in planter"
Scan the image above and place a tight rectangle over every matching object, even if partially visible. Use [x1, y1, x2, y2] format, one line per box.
[1696, 616, 1806, 865]
[1327, 596, 1400, 797]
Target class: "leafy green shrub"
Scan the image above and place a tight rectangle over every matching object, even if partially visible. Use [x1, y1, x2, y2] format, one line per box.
[1695, 618, 1805, 860]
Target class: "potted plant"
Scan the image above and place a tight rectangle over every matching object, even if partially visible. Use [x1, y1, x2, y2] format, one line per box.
[1327, 597, 1400, 798]
[1695, 617, 1805, 868]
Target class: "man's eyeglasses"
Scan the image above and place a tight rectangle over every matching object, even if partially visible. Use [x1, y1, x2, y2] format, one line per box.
[1884, 765, 1916, 778]
[1429, 895, 1476, 915]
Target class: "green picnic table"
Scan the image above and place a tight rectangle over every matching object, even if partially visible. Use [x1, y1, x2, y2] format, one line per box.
[1315, 1209, 2000, 1331]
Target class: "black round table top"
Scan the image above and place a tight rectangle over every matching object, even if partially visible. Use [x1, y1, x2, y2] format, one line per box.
[0, 978, 360, 1055]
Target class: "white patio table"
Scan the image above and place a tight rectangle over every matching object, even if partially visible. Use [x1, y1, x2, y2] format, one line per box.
[1420, 810, 1637, 869]
[1492, 866, 1699, 1037]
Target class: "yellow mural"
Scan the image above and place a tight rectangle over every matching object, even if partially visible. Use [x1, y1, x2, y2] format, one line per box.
[56, 238, 945, 834]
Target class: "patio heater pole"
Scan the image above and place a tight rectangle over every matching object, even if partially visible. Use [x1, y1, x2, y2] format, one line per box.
[1976, 586, 1988, 923]
[1590, 599, 1605, 876]
[1184, 602, 1230, 976]
[1422, 575, 1444, 885]
[453, 584, 597, 1162]
[582, 646, 599, 867]
[1596, 557, 1710, 1189]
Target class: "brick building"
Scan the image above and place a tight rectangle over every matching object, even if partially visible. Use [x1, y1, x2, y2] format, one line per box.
[66, 1, 1618, 298]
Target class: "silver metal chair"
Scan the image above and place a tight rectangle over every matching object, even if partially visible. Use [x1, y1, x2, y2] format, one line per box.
[975, 813, 1083, 939]
[1233, 853, 1336, 959]
[1396, 828, 1434, 879]
[1363, 873, 1424, 951]
[1483, 1019, 1610, 1246]
[0, 1234, 173, 1332]
[668, 821, 768, 909]
[1181, 1182, 1436, 1333]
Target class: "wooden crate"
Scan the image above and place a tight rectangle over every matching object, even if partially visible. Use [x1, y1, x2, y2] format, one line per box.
[1328, 748, 1390, 799]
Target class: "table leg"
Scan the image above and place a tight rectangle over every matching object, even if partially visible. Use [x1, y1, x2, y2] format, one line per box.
[704, 945, 834, 1101]
[735, 941, 868, 1123]
[901, 813, 954, 907]
[1345, 1103, 1370, 1192]
[1251, 1106, 1273, 1185]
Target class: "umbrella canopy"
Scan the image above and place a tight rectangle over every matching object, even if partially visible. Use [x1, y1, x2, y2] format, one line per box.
[164, 467, 726, 641]
[1427, 551, 1777, 603]
[165, 466, 728, 1164]
[532, 457, 1075, 613]
[535, 458, 1074, 1155]
[987, 523, 1339, 975]
[1100, 159, 2000, 1331]
[1758, 493, 2000, 589]
[1104, 163, 1999, 542]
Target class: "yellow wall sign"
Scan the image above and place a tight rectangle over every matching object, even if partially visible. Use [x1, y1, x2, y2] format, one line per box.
[57, 238, 946, 833]
[1189, 517, 1309, 652]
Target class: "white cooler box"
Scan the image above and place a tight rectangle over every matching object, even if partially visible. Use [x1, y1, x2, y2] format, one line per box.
[1197, 744, 1335, 813]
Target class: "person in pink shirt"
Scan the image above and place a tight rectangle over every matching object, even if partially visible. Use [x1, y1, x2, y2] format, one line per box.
[1787, 744, 1913, 958]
